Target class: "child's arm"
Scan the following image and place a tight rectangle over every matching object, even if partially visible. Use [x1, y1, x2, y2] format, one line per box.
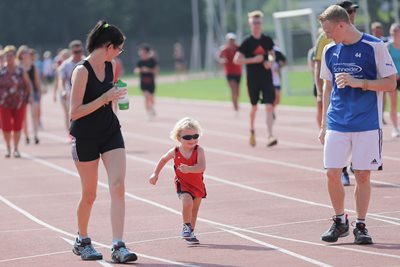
[178, 146, 206, 174]
[149, 148, 175, 185]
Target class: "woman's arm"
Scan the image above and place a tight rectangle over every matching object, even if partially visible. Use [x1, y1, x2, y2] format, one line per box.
[69, 65, 123, 121]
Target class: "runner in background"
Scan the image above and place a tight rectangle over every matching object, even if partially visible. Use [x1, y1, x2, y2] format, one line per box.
[134, 44, 159, 120]
[218, 33, 242, 116]
[234, 10, 277, 147]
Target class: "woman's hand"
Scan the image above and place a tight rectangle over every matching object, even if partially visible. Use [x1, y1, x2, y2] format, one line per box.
[102, 87, 127, 104]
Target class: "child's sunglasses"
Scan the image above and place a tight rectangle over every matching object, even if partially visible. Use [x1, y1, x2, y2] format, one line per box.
[181, 134, 200, 140]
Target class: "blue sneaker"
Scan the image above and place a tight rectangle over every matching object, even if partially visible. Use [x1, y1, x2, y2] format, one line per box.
[181, 223, 192, 239]
[111, 241, 137, 263]
[72, 237, 103, 261]
[341, 171, 350, 186]
[186, 232, 200, 245]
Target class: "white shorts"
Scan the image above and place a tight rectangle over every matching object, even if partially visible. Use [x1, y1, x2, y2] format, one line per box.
[324, 129, 383, 171]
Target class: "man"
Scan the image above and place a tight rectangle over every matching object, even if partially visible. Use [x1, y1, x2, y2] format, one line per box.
[234, 10, 276, 147]
[314, 0, 359, 186]
[218, 33, 242, 116]
[318, 5, 396, 245]
[57, 40, 84, 140]
[371, 21, 389, 43]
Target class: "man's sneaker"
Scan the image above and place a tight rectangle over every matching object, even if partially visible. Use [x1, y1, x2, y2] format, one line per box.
[181, 223, 192, 239]
[249, 130, 256, 147]
[111, 241, 138, 263]
[72, 237, 103, 261]
[341, 171, 350, 186]
[267, 136, 278, 147]
[353, 223, 373, 244]
[321, 216, 349, 242]
[186, 232, 200, 245]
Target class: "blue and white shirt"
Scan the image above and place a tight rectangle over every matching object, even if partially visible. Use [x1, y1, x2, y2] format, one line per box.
[320, 33, 397, 132]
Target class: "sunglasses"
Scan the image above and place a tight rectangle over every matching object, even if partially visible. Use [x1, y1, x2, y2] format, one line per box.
[346, 9, 355, 15]
[180, 134, 200, 140]
[73, 50, 82, 54]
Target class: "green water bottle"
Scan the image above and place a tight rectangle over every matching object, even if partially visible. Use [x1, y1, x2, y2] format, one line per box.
[115, 79, 129, 110]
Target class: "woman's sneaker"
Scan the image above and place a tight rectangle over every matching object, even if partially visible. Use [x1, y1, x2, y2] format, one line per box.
[111, 241, 138, 263]
[353, 223, 373, 244]
[72, 237, 103, 260]
[181, 223, 193, 239]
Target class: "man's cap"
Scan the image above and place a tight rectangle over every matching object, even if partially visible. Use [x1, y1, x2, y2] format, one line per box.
[336, 1, 359, 10]
[226, 33, 236, 40]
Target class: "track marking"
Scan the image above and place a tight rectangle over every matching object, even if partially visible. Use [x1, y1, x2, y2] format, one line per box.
[0, 195, 201, 266]
[6, 149, 400, 262]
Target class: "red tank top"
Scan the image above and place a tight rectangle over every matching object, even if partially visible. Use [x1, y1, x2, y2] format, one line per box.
[174, 145, 206, 198]
[220, 45, 242, 75]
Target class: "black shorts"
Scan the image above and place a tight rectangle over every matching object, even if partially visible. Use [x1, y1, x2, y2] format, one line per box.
[247, 78, 275, 105]
[396, 79, 400, 90]
[226, 75, 241, 84]
[71, 129, 125, 162]
[140, 83, 155, 94]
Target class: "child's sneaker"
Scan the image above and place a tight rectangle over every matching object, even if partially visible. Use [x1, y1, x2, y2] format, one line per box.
[111, 241, 138, 263]
[321, 216, 349, 242]
[353, 223, 373, 244]
[181, 223, 192, 239]
[72, 237, 103, 261]
[186, 232, 200, 245]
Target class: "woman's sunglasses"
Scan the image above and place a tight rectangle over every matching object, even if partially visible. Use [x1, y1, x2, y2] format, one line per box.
[181, 134, 200, 140]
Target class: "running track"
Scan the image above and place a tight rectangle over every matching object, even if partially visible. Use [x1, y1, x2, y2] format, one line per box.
[1, 94, 400, 267]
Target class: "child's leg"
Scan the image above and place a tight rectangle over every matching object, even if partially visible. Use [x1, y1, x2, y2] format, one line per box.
[191, 197, 202, 230]
[180, 193, 193, 224]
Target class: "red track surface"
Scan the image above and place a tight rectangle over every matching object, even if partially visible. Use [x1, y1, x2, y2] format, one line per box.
[1, 95, 400, 266]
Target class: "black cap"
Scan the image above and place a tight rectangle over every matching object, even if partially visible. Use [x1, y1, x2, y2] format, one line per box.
[337, 1, 359, 10]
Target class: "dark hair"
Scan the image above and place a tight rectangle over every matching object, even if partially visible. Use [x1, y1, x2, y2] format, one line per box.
[86, 20, 125, 53]
[139, 43, 151, 53]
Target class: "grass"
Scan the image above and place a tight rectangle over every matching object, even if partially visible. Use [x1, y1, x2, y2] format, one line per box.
[127, 69, 316, 106]
[126, 69, 400, 110]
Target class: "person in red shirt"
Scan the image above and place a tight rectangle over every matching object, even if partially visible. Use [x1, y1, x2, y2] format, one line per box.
[218, 33, 242, 114]
[149, 117, 206, 245]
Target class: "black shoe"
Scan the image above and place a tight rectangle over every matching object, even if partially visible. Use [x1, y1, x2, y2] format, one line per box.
[72, 237, 103, 261]
[111, 241, 138, 263]
[353, 223, 373, 244]
[321, 216, 349, 242]
[34, 137, 39, 144]
[25, 137, 30, 144]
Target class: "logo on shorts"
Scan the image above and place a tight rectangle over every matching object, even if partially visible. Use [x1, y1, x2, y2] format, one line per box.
[371, 159, 378, 165]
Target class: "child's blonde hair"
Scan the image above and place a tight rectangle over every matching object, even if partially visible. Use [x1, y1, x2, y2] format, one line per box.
[170, 117, 203, 141]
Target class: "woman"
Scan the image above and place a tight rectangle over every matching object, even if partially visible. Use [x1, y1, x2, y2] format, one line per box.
[69, 21, 137, 263]
[17, 45, 41, 144]
[0, 45, 32, 157]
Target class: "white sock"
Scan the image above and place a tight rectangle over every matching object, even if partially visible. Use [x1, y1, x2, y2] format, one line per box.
[356, 218, 365, 225]
[336, 214, 346, 224]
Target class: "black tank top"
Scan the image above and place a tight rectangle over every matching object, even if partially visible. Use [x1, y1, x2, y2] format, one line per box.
[69, 60, 120, 139]
[27, 65, 38, 93]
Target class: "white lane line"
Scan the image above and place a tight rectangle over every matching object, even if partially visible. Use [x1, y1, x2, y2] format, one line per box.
[4, 150, 333, 266]
[219, 228, 332, 267]
[122, 131, 400, 189]
[59, 237, 114, 267]
[12, 149, 400, 261]
[0, 194, 200, 266]
[38, 132, 400, 224]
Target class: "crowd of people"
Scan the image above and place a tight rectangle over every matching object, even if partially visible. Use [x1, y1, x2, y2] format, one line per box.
[1, 0, 399, 263]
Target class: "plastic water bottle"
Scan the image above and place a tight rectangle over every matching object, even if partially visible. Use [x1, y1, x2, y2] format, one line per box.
[115, 79, 129, 110]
